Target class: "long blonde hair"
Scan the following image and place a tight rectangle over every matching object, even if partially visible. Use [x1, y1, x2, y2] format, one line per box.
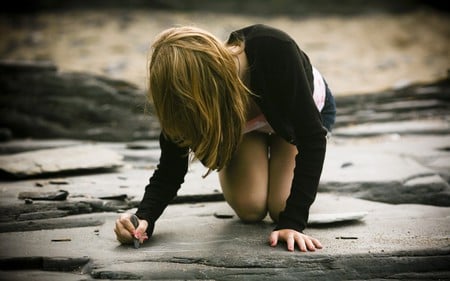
[148, 26, 250, 175]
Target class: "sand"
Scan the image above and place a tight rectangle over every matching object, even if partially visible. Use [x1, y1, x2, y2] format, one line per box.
[0, 7, 448, 95]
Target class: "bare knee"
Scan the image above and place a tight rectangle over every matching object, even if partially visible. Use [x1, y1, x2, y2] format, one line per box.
[218, 132, 270, 223]
[237, 209, 267, 223]
[228, 197, 267, 222]
[268, 207, 281, 223]
[268, 199, 285, 223]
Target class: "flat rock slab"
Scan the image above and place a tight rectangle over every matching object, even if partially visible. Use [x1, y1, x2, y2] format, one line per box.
[333, 119, 450, 137]
[321, 135, 450, 205]
[0, 134, 448, 220]
[0, 145, 124, 178]
[308, 211, 368, 225]
[0, 194, 448, 280]
[0, 270, 86, 281]
[323, 151, 432, 183]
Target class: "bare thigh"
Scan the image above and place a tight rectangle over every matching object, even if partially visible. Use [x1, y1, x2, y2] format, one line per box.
[218, 132, 269, 222]
[267, 134, 297, 222]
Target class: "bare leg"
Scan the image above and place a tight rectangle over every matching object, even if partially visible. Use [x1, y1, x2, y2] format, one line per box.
[267, 134, 297, 222]
[218, 132, 269, 222]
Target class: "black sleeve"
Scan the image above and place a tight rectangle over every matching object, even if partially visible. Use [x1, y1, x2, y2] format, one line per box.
[135, 132, 189, 235]
[250, 35, 327, 233]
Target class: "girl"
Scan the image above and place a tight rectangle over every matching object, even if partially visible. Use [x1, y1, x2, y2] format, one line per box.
[114, 24, 336, 252]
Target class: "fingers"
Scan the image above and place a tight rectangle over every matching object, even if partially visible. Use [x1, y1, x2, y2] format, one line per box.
[311, 237, 323, 249]
[270, 229, 323, 252]
[269, 231, 279, 247]
[119, 213, 136, 233]
[114, 213, 140, 245]
[135, 219, 149, 244]
[294, 234, 308, 252]
[114, 218, 133, 244]
[136, 219, 149, 236]
[300, 236, 315, 252]
[294, 233, 321, 252]
[286, 233, 295, 252]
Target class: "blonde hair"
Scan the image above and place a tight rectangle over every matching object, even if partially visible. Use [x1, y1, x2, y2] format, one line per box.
[148, 26, 250, 175]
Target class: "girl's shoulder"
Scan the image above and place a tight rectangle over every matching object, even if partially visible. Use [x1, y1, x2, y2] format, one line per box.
[228, 24, 294, 45]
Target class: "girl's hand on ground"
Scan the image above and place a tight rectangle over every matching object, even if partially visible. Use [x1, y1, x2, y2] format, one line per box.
[269, 229, 323, 252]
[114, 213, 149, 245]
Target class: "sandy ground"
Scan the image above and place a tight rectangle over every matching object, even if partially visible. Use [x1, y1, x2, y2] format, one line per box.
[0, 7, 448, 96]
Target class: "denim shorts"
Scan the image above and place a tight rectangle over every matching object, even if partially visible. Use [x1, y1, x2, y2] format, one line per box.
[320, 80, 336, 133]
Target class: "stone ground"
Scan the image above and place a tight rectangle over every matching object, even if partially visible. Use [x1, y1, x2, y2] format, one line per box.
[0, 2, 449, 280]
[0, 117, 449, 280]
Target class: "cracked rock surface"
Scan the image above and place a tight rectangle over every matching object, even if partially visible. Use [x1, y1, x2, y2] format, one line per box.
[0, 51, 449, 281]
[0, 132, 449, 279]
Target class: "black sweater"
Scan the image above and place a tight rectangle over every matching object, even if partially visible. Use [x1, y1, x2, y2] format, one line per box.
[136, 24, 327, 234]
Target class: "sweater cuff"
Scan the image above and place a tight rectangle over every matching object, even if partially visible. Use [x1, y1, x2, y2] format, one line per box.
[274, 210, 306, 233]
[135, 212, 155, 237]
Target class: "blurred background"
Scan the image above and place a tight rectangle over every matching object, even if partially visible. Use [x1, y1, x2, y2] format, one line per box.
[1, 0, 448, 95]
[0, 0, 448, 142]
